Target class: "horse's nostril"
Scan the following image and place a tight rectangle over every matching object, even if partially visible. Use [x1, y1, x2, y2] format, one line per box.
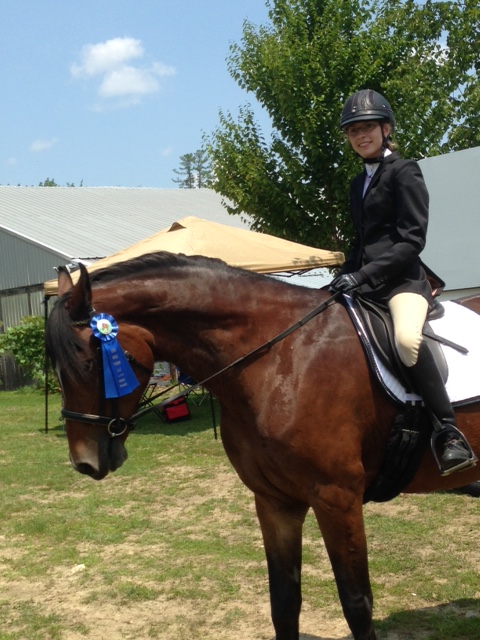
[75, 462, 99, 478]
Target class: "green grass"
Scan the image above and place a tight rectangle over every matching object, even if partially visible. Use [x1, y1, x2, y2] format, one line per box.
[0, 389, 480, 639]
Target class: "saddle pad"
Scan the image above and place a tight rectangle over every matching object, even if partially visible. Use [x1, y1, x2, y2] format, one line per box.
[372, 301, 480, 406]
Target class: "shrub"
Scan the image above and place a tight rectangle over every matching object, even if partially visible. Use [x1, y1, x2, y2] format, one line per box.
[0, 316, 58, 392]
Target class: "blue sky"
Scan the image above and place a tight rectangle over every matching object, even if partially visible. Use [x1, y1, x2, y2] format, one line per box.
[0, 1, 271, 188]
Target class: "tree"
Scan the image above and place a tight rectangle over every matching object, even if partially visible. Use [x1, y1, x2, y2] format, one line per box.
[172, 149, 213, 188]
[38, 177, 59, 187]
[38, 178, 83, 187]
[205, 0, 479, 252]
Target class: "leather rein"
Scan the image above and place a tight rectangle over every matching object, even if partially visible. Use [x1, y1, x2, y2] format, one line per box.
[60, 292, 341, 437]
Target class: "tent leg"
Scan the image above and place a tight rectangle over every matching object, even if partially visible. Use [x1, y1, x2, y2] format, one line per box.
[209, 392, 217, 440]
[43, 296, 49, 434]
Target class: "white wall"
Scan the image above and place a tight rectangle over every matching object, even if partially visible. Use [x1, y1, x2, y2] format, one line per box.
[420, 146, 480, 295]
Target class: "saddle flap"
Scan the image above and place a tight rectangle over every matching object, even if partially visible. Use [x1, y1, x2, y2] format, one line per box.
[343, 295, 448, 396]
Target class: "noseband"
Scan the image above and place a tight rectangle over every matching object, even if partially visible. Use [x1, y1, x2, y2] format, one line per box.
[60, 409, 135, 438]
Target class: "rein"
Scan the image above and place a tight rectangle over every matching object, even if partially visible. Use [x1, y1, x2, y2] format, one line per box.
[61, 291, 341, 435]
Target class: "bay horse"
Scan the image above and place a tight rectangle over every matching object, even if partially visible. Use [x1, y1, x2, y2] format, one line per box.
[45, 251, 480, 640]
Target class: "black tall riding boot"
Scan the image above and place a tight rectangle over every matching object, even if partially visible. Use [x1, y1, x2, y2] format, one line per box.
[408, 341, 477, 476]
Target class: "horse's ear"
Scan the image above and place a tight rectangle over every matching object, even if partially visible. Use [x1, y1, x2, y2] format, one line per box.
[64, 263, 92, 321]
[57, 266, 74, 297]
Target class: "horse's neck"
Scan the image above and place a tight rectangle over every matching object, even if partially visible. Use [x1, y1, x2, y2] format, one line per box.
[92, 272, 278, 369]
[94, 271, 249, 318]
[92, 271, 335, 381]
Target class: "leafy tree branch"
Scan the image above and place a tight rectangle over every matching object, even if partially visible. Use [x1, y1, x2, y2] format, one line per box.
[205, 0, 479, 253]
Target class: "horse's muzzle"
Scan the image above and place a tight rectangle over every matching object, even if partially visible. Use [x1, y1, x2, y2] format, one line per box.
[69, 439, 128, 480]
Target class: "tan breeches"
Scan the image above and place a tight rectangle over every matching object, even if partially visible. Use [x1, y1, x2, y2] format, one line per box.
[388, 292, 429, 367]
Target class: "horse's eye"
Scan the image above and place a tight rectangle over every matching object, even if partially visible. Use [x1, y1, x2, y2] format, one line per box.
[72, 343, 95, 373]
[84, 360, 94, 373]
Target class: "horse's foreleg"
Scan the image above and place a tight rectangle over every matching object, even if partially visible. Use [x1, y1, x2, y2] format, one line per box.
[313, 493, 377, 640]
[254, 493, 309, 640]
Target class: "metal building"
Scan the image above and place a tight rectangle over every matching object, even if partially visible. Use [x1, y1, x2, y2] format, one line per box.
[0, 187, 248, 388]
[419, 145, 480, 299]
[0, 187, 249, 322]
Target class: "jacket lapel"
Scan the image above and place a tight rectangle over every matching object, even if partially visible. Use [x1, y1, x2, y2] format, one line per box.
[363, 152, 399, 197]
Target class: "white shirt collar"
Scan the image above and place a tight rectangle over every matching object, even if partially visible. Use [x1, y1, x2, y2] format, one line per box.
[365, 148, 392, 176]
[365, 163, 378, 177]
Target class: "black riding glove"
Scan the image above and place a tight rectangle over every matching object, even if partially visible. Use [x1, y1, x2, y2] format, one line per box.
[329, 271, 367, 293]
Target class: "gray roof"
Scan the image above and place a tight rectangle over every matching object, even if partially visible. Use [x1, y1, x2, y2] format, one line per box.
[0, 186, 248, 261]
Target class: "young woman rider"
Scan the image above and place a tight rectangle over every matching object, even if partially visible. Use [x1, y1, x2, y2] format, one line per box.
[330, 88, 476, 476]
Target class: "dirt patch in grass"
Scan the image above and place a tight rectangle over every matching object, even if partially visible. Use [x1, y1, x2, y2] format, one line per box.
[1, 389, 480, 640]
[0, 461, 351, 639]
[2, 470, 480, 640]
[0, 573, 352, 640]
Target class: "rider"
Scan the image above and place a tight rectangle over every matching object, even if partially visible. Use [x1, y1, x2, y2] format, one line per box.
[330, 88, 476, 476]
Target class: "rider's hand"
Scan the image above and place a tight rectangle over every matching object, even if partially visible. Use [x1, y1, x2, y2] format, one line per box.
[329, 271, 367, 293]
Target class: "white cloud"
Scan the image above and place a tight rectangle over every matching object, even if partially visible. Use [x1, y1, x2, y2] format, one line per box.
[71, 37, 176, 106]
[151, 62, 176, 77]
[30, 138, 58, 153]
[99, 66, 159, 98]
[71, 37, 144, 78]
[6, 157, 17, 166]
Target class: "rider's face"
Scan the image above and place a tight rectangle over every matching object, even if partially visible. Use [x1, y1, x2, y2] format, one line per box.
[345, 121, 392, 160]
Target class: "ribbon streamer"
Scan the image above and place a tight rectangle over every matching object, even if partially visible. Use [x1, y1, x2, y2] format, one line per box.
[90, 313, 139, 398]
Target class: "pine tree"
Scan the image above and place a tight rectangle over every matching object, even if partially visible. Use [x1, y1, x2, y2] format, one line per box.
[173, 150, 213, 188]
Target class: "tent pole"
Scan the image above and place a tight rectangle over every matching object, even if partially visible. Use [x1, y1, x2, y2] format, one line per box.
[43, 296, 49, 434]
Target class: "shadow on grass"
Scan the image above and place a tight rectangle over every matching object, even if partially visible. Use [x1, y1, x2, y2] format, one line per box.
[265, 599, 480, 640]
[299, 635, 349, 640]
[375, 598, 480, 639]
[41, 421, 65, 436]
[135, 414, 218, 437]
[268, 633, 350, 640]
[133, 395, 219, 437]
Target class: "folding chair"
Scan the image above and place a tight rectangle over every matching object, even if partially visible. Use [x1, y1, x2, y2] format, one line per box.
[177, 370, 218, 439]
[139, 361, 178, 419]
[139, 380, 163, 417]
[177, 371, 208, 406]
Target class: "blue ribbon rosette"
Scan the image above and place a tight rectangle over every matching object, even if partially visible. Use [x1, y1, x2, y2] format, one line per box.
[90, 313, 139, 398]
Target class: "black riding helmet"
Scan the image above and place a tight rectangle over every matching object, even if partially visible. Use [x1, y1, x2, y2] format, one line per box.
[340, 89, 395, 130]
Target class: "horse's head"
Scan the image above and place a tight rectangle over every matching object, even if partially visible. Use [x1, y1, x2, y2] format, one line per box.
[46, 264, 155, 480]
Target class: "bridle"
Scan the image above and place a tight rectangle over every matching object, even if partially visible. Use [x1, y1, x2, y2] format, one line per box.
[60, 317, 155, 437]
[60, 292, 341, 437]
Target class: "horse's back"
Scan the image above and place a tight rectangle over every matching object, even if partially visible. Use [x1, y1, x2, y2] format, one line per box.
[456, 292, 480, 315]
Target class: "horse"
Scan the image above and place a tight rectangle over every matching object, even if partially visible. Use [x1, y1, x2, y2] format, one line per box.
[45, 251, 480, 640]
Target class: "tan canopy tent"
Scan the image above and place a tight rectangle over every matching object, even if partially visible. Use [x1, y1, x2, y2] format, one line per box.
[44, 216, 344, 297]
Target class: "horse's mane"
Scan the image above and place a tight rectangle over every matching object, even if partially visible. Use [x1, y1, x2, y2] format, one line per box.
[46, 252, 279, 382]
[89, 251, 263, 286]
[45, 294, 93, 384]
